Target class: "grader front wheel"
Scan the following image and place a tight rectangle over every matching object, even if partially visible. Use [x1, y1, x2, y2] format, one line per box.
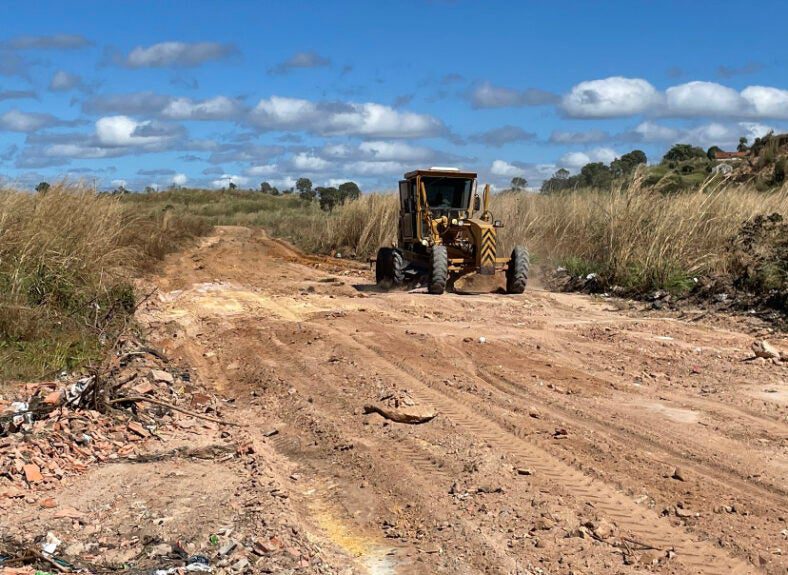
[506, 246, 529, 294]
[428, 245, 449, 294]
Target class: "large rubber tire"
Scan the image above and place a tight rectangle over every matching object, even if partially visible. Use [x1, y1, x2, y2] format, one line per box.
[375, 247, 404, 287]
[506, 246, 529, 294]
[428, 245, 449, 294]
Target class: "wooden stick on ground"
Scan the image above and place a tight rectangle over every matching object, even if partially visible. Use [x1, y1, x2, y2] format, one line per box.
[108, 396, 242, 427]
[363, 404, 437, 424]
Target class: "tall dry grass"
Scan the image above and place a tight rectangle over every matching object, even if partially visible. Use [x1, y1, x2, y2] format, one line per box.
[0, 183, 209, 380]
[309, 179, 788, 295]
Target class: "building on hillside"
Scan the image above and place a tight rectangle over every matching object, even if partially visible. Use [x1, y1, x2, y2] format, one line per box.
[713, 150, 748, 161]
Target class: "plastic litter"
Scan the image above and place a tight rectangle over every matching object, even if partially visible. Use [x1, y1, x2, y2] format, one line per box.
[41, 532, 62, 555]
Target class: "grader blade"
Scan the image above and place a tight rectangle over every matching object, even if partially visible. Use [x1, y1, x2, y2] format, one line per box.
[453, 270, 506, 294]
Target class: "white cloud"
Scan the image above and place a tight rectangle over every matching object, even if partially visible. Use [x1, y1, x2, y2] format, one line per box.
[358, 141, 432, 161]
[162, 96, 242, 120]
[665, 81, 744, 116]
[212, 174, 249, 188]
[562, 77, 661, 118]
[49, 70, 83, 91]
[246, 163, 278, 177]
[95, 116, 170, 147]
[172, 173, 187, 186]
[125, 41, 235, 68]
[559, 147, 619, 169]
[249, 96, 444, 138]
[0, 109, 60, 132]
[345, 161, 406, 175]
[292, 153, 330, 171]
[632, 121, 680, 142]
[738, 121, 774, 140]
[741, 86, 788, 119]
[490, 160, 525, 177]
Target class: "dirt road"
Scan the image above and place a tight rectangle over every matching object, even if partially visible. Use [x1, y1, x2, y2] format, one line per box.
[137, 226, 786, 575]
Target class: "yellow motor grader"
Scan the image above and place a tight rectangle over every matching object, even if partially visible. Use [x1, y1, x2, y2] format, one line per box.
[375, 168, 529, 294]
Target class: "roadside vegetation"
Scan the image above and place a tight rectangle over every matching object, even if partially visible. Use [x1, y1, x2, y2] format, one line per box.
[0, 183, 209, 381]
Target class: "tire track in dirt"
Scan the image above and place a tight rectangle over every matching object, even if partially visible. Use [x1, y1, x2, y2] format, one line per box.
[313, 325, 762, 575]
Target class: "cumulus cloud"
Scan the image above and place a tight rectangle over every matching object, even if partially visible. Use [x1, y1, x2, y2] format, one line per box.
[630, 121, 681, 142]
[3, 34, 91, 50]
[269, 51, 331, 74]
[161, 96, 244, 120]
[357, 141, 434, 162]
[123, 41, 236, 68]
[562, 77, 662, 118]
[345, 160, 407, 176]
[172, 173, 188, 186]
[560, 76, 788, 120]
[665, 81, 744, 116]
[49, 70, 84, 91]
[473, 125, 536, 147]
[249, 96, 444, 138]
[212, 174, 249, 188]
[559, 147, 619, 169]
[246, 164, 279, 177]
[626, 120, 774, 147]
[95, 116, 176, 147]
[0, 109, 66, 132]
[470, 82, 558, 109]
[292, 153, 331, 171]
[490, 160, 526, 177]
[549, 130, 609, 144]
[741, 86, 788, 120]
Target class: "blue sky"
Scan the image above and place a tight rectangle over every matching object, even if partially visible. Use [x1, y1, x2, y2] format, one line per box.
[1, 0, 787, 191]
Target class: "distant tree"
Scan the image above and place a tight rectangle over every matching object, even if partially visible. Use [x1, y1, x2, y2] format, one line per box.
[282, 188, 293, 195]
[35, 181, 50, 194]
[271, 187, 280, 196]
[316, 186, 341, 211]
[144, 185, 156, 194]
[510, 176, 527, 191]
[112, 185, 128, 195]
[611, 150, 647, 177]
[737, 137, 749, 153]
[260, 181, 273, 194]
[579, 162, 612, 189]
[662, 144, 706, 163]
[338, 181, 361, 202]
[296, 177, 313, 195]
[228, 182, 237, 191]
[540, 168, 573, 193]
[706, 146, 722, 160]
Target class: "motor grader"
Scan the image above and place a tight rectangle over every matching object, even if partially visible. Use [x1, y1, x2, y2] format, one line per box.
[375, 168, 529, 294]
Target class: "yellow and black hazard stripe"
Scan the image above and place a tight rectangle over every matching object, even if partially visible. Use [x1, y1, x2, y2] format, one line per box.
[480, 228, 496, 267]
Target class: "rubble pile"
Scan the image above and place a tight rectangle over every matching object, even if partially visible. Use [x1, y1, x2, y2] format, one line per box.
[0, 336, 230, 516]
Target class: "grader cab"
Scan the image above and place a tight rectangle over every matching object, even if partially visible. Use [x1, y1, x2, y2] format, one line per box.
[376, 168, 529, 294]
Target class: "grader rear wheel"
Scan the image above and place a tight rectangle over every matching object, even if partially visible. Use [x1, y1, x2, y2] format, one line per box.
[375, 248, 404, 287]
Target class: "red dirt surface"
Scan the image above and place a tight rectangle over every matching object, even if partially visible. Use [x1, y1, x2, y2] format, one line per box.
[4, 226, 786, 575]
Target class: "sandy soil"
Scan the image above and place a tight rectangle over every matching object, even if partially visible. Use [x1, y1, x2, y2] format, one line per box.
[9, 226, 785, 575]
